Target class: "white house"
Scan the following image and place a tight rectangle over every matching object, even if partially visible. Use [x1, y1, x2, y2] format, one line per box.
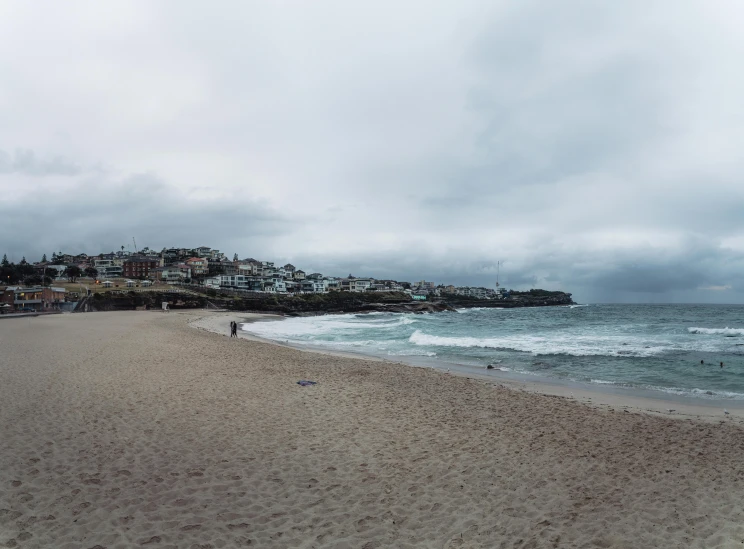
[300, 279, 326, 293]
[469, 287, 488, 299]
[353, 278, 373, 292]
[158, 265, 192, 284]
[269, 276, 287, 293]
[94, 259, 123, 279]
[238, 263, 259, 276]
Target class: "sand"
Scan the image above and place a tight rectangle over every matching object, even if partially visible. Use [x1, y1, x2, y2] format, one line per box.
[2, 311, 744, 548]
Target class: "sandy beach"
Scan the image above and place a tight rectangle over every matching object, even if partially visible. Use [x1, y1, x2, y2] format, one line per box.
[2, 311, 744, 548]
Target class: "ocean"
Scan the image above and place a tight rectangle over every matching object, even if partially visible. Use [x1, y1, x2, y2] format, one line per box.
[241, 304, 744, 403]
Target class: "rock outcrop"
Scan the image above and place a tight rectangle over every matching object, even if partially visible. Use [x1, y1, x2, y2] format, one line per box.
[444, 290, 574, 309]
[80, 288, 572, 315]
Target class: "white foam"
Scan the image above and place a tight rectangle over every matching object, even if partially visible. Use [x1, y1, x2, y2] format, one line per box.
[408, 330, 669, 357]
[688, 327, 744, 337]
[243, 313, 416, 339]
[585, 379, 744, 400]
[649, 385, 744, 400]
[386, 349, 437, 357]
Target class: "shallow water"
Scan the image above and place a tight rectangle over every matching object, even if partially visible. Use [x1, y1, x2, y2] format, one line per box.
[242, 304, 744, 401]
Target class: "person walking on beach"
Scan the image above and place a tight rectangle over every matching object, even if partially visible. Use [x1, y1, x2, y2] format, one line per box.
[230, 321, 238, 338]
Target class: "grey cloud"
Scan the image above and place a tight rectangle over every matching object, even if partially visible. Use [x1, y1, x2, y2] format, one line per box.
[0, 171, 296, 262]
[0, 149, 82, 176]
[2, 2, 744, 303]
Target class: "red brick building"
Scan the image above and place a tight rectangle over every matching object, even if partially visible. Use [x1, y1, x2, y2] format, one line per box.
[123, 257, 159, 279]
[1, 286, 66, 312]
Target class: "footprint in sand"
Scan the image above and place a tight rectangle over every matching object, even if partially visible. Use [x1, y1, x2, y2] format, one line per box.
[72, 502, 91, 516]
[0, 509, 23, 521]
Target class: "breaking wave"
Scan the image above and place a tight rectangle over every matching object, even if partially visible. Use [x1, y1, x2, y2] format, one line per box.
[408, 330, 666, 357]
[688, 327, 744, 337]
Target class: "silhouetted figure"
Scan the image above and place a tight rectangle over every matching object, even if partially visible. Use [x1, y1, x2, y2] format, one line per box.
[721, 361, 724, 369]
[230, 321, 238, 337]
[701, 360, 704, 365]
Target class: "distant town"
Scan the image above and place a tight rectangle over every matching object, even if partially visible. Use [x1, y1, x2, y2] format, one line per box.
[1, 245, 509, 313]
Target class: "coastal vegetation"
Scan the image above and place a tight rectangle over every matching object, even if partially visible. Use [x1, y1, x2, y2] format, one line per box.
[79, 288, 574, 314]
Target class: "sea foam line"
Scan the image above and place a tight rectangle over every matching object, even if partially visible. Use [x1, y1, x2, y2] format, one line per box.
[408, 330, 667, 357]
[688, 327, 744, 337]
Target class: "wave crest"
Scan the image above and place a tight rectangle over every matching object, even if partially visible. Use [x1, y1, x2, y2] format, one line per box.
[688, 327, 744, 337]
[408, 330, 665, 357]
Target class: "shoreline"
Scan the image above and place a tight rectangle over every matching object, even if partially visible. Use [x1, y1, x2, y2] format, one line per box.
[5, 310, 744, 547]
[190, 311, 744, 424]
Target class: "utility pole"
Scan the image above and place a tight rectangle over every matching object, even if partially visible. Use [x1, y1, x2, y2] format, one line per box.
[132, 237, 138, 254]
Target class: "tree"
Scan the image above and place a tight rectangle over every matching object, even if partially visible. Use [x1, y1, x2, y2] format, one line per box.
[41, 253, 47, 263]
[84, 267, 98, 279]
[20, 256, 27, 265]
[1, 264, 19, 284]
[233, 253, 239, 261]
[65, 265, 83, 282]
[24, 274, 43, 286]
[1, 254, 8, 266]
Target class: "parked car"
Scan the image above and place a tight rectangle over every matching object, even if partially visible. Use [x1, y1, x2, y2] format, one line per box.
[18, 307, 36, 312]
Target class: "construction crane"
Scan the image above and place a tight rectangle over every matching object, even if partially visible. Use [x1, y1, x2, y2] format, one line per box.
[132, 237, 138, 254]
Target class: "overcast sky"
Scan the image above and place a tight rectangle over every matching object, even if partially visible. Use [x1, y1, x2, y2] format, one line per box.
[1, 1, 743, 303]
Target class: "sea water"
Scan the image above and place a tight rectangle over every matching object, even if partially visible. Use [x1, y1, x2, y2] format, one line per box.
[242, 304, 744, 402]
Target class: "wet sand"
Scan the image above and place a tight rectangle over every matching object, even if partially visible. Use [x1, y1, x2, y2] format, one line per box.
[2, 310, 744, 548]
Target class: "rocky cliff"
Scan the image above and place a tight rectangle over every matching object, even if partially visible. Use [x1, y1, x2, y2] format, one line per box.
[225, 292, 455, 315]
[81, 288, 573, 314]
[443, 290, 574, 309]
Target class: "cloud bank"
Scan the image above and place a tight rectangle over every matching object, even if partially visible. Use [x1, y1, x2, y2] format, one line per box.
[1, 1, 743, 303]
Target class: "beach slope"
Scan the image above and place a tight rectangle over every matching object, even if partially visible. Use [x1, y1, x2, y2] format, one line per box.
[1, 311, 743, 548]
